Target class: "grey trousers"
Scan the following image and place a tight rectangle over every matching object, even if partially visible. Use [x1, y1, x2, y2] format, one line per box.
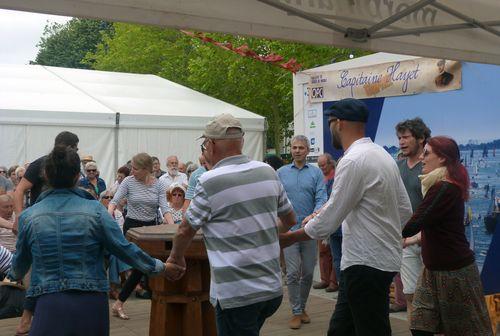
[283, 239, 317, 315]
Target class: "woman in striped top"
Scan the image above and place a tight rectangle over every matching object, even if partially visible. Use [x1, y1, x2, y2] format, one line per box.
[108, 153, 174, 320]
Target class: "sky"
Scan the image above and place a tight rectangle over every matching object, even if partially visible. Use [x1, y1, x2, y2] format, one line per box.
[0, 9, 71, 65]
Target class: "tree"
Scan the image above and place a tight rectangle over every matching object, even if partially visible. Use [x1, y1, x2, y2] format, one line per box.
[87, 24, 369, 153]
[33, 18, 113, 69]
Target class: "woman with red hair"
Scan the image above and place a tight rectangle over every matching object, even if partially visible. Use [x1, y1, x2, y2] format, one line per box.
[402, 136, 492, 336]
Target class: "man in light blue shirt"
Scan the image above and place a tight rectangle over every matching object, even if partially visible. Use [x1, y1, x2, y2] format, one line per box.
[277, 135, 327, 329]
[183, 154, 208, 210]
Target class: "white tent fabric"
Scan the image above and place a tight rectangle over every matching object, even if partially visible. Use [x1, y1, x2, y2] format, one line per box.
[0, 0, 499, 65]
[0, 64, 265, 185]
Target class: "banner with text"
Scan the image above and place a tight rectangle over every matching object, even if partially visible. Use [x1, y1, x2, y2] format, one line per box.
[306, 58, 461, 103]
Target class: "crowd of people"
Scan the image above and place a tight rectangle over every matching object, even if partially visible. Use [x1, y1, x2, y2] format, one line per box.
[0, 99, 494, 336]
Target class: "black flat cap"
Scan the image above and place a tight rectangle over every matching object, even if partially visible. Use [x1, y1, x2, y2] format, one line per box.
[325, 98, 369, 123]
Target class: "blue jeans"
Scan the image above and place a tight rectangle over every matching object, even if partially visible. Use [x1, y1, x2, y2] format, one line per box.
[329, 234, 342, 283]
[215, 295, 282, 336]
[283, 240, 317, 315]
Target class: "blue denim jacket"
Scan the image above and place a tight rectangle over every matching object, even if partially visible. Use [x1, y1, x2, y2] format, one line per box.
[8, 188, 164, 297]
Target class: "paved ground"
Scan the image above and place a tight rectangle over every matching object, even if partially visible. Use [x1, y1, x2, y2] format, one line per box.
[0, 286, 411, 336]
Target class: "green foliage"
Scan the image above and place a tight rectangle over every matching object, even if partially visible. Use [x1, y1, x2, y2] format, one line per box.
[33, 18, 112, 69]
[86, 24, 370, 153]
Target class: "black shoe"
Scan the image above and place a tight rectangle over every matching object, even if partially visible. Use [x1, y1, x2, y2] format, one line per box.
[135, 290, 152, 300]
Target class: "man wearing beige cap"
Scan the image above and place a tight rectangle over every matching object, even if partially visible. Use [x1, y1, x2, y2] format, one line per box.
[167, 113, 297, 336]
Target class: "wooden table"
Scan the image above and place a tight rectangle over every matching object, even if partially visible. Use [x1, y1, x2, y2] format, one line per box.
[127, 224, 216, 336]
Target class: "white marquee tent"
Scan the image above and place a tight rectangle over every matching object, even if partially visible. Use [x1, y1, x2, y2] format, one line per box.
[0, 64, 266, 184]
[0, 0, 499, 65]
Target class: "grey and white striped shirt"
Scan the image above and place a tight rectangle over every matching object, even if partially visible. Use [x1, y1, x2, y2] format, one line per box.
[0, 244, 12, 277]
[186, 155, 292, 309]
[111, 176, 170, 222]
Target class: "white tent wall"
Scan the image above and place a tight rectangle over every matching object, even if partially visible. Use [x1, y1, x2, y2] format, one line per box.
[0, 65, 266, 186]
[117, 128, 264, 171]
[0, 124, 115, 186]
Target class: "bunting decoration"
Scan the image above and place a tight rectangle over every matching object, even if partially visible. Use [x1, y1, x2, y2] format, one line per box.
[181, 30, 302, 73]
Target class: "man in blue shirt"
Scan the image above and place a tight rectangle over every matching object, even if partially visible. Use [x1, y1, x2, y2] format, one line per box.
[277, 135, 327, 330]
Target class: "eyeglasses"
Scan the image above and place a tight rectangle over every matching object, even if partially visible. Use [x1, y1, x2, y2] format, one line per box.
[172, 193, 184, 197]
[101, 196, 113, 199]
[0, 171, 5, 174]
[422, 148, 432, 157]
[86, 169, 97, 173]
[200, 139, 212, 153]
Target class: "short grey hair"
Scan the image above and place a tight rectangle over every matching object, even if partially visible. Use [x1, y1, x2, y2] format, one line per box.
[85, 161, 97, 170]
[291, 135, 310, 149]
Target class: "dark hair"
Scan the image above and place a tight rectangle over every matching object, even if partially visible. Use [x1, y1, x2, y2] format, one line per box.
[117, 166, 130, 176]
[395, 118, 431, 142]
[151, 156, 160, 163]
[427, 136, 469, 201]
[44, 145, 81, 188]
[264, 154, 284, 171]
[54, 131, 79, 148]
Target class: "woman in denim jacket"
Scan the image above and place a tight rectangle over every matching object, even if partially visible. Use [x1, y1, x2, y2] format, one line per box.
[7, 146, 183, 336]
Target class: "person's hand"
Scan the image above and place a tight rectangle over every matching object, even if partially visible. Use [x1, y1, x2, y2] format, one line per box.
[164, 262, 186, 281]
[107, 208, 115, 219]
[12, 217, 19, 235]
[166, 255, 186, 281]
[301, 215, 313, 227]
[279, 232, 296, 249]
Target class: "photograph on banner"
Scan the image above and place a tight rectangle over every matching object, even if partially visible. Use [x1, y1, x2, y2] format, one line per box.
[319, 62, 499, 275]
[307, 57, 462, 103]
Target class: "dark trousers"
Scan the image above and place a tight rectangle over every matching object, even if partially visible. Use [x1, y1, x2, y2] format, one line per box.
[118, 217, 156, 302]
[327, 265, 396, 336]
[30, 291, 108, 336]
[411, 330, 434, 336]
[215, 295, 282, 336]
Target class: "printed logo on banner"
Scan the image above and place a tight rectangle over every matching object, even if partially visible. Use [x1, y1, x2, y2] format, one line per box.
[310, 87, 324, 99]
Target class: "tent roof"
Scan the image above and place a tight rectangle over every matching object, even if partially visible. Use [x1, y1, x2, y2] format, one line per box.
[0, 1, 499, 65]
[0, 64, 265, 131]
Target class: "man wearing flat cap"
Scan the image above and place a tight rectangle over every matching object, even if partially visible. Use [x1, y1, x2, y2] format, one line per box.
[168, 113, 297, 336]
[280, 98, 412, 336]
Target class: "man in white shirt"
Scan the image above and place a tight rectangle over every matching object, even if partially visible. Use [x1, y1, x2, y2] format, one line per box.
[159, 156, 188, 189]
[280, 98, 412, 336]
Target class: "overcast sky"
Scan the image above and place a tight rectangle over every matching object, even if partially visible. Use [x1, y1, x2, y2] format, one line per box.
[0, 9, 71, 65]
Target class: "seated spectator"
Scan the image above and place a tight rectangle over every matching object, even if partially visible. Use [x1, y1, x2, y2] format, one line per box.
[0, 173, 13, 194]
[165, 183, 185, 225]
[0, 194, 16, 253]
[109, 166, 130, 195]
[7, 166, 19, 189]
[79, 162, 106, 196]
[159, 156, 188, 189]
[178, 161, 187, 174]
[0, 244, 12, 279]
[152, 156, 165, 178]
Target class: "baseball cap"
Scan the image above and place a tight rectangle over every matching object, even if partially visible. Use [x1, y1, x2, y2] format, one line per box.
[325, 98, 369, 123]
[199, 113, 244, 140]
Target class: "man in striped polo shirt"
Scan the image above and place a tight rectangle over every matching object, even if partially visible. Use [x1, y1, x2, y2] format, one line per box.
[168, 113, 297, 336]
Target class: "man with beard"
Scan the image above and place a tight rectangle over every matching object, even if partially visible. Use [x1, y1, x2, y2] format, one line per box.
[160, 155, 188, 189]
[280, 98, 412, 336]
[394, 118, 430, 318]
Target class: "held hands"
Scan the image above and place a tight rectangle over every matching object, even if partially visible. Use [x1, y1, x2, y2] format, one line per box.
[165, 256, 186, 281]
[302, 211, 318, 227]
[279, 232, 295, 249]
